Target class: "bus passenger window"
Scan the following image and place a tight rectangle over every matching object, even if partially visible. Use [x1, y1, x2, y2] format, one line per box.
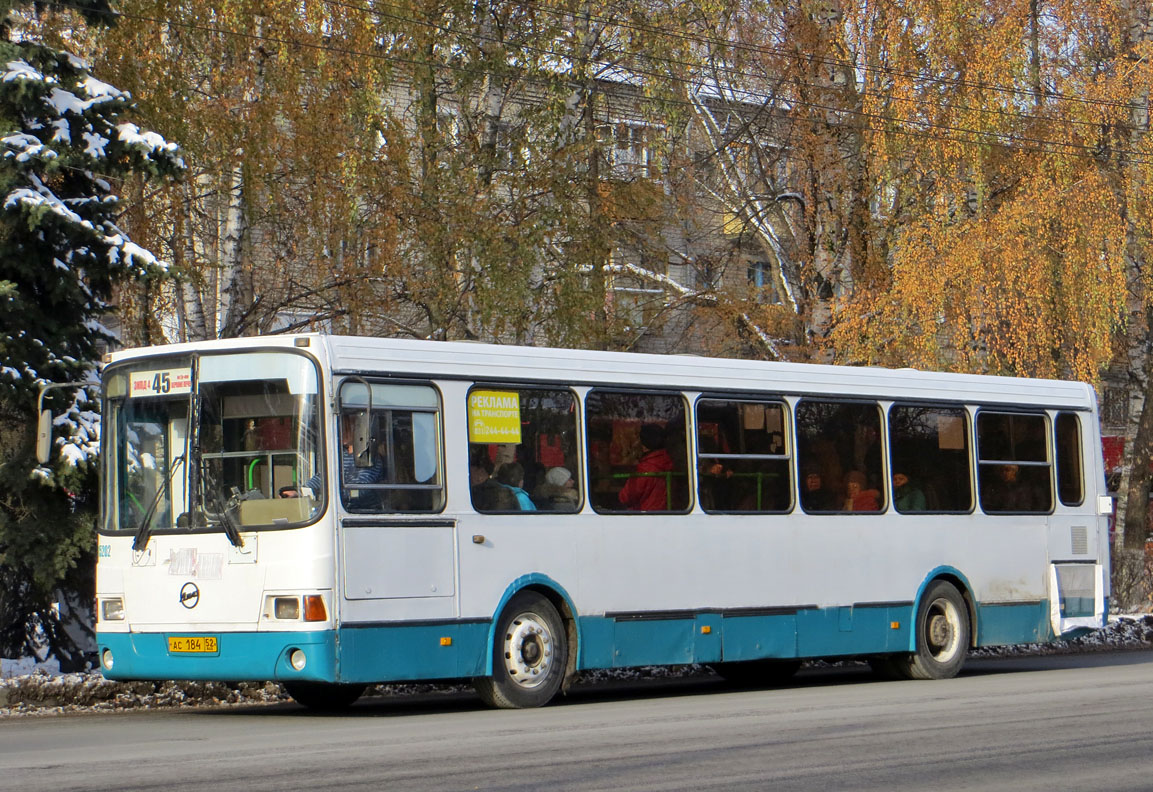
[1055, 412, 1084, 507]
[468, 387, 581, 514]
[586, 390, 690, 513]
[888, 405, 972, 513]
[696, 399, 791, 513]
[977, 412, 1052, 514]
[795, 400, 885, 514]
[336, 381, 444, 513]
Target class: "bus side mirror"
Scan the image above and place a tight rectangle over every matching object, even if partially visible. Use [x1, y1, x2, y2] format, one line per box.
[352, 410, 372, 468]
[36, 409, 52, 464]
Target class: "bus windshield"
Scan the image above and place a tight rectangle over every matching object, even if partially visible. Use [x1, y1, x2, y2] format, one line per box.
[103, 351, 324, 538]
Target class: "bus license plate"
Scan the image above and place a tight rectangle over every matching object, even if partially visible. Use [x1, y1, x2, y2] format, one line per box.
[168, 636, 218, 653]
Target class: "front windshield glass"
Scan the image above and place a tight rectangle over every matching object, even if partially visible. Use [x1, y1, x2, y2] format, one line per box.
[103, 351, 324, 535]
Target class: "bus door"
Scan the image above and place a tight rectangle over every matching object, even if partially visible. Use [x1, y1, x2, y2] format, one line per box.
[335, 380, 456, 618]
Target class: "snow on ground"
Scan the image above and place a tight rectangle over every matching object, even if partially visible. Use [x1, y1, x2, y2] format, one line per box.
[0, 656, 59, 679]
[1, 616, 1150, 717]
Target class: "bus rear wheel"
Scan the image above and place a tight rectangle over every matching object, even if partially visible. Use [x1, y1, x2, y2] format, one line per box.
[283, 682, 366, 711]
[891, 580, 970, 680]
[474, 591, 568, 709]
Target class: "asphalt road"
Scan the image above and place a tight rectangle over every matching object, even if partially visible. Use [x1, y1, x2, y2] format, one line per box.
[4, 652, 1153, 791]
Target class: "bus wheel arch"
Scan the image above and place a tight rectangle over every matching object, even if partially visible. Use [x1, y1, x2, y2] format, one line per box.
[931, 572, 977, 649]
[476, 578, 578, 708]
[901, 576, 973, 680]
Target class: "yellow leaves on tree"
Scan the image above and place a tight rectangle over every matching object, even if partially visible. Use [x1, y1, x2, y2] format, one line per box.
[834, 160, 1125, 381]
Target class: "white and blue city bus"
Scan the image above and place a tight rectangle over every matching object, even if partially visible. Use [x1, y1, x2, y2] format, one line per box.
[87, 334, 1110, 709]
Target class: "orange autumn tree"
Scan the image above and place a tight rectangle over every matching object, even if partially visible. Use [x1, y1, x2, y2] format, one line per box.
[835, 161, 1125, 381]
[830, 0, 1130, 381]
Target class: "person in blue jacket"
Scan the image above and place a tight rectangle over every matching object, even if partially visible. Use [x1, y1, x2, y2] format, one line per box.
[496, 462, 536, 511]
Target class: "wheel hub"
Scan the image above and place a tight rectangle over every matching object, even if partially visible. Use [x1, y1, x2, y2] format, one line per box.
[928, 613, 953, 649]
[503, 613, 554, 689]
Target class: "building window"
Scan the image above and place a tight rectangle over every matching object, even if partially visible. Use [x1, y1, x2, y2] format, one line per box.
[747, 261, 781, 304]
[598, 121, 655, 179]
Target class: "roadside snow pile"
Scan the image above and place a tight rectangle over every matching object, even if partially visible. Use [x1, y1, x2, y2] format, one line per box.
[0, 656, 60, 679]
[0, 677, 289, 715]
[2, 616, 1151, 717]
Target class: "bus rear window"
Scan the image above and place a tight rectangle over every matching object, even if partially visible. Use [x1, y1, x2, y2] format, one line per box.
[1056, 412, 1084, 507]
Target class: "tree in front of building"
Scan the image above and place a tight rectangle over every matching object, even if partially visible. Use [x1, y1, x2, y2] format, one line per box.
[0, 0, 182, 664]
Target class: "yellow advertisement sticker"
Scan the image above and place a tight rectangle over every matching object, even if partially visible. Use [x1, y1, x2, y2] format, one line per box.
[468, 390, 521, 444]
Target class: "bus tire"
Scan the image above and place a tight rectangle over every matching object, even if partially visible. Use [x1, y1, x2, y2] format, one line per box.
[283, 681, 366, 711]
[710, 659, 801, 687]
[475, 591, 568, 709]
[898, 580, 970, 680]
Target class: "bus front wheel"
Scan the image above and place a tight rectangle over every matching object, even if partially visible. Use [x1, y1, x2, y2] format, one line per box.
[895, 580, 970, 680]
[475, 591, 568, 709]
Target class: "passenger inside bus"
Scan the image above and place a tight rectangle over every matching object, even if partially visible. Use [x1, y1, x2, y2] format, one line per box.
[801, 468, 836, 511]
[533, 466, 579, 511]
[619, 423, 674, 511]
[892, 471, 927, 512]
[495, 462, 536, 511]
[843, 470, 881, 512]
[982, 463, 1039, 512]
[299, 414, 385, 499]
[470, 453, 517, 511]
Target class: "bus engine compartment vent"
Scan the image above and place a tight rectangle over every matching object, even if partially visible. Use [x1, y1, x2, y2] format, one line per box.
[1070, 526, 1088, 556]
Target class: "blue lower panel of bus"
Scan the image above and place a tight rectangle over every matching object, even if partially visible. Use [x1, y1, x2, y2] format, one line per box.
[98, 599, 1059, 684]
[974, 601, 1049, 646]
[578, 603, 916, 668]
[97, 630, 339, 682]
[337, 622, 491, 682]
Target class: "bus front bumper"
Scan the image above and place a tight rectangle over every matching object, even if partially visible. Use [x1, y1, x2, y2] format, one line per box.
[96, 629, 338, 683]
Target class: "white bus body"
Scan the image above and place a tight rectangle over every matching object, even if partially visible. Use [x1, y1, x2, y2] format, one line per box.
[95, 334, 1110, 708]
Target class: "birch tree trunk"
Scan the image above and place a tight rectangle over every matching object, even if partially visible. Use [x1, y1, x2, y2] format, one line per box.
[1117, 0, 1153, 552]
[216, 160, 249, 338]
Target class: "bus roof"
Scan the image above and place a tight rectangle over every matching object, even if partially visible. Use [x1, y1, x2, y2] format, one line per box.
[106, 333, 1098, 411]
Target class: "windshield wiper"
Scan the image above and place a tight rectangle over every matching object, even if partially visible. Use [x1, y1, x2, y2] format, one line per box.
[132, 455, 185, 553]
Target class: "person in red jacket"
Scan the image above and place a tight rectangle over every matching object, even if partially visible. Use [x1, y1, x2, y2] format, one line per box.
[619, 423, 674, 511]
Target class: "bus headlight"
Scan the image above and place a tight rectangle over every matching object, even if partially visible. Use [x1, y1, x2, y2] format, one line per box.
[273, 597, 300, 620]
[100, 597, 125, 621]
[101, 649, 114, 670]
[262, 592, 329, 623]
